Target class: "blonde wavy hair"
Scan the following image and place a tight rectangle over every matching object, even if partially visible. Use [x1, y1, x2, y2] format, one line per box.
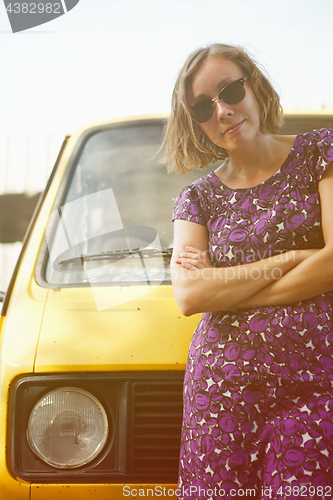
[160, 43, 283, 174]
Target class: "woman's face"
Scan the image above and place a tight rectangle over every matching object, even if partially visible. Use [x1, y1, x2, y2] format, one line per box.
[189, 56, 262, 153]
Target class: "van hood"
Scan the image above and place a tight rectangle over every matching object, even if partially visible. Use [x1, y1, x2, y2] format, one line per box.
[34, 286, 198, 372]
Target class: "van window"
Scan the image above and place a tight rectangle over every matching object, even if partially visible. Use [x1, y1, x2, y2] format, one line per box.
[44, 124, 210, 287]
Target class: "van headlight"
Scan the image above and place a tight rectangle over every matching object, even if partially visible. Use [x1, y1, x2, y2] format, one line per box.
[26, 387, 109, 469]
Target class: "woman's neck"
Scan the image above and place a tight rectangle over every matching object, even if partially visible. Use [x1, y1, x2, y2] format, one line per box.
[215, 134, 296, 189]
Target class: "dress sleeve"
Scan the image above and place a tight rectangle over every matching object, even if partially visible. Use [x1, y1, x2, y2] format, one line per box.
[312, 128, 333, 182]
[172, 184, 208, 227]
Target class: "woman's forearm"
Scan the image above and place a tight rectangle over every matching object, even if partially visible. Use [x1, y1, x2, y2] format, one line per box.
[236, 246, 333, 309]
[171, 249, 302, 316]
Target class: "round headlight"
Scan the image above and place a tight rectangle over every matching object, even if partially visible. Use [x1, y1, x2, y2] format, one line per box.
[27, 387, 109, 469]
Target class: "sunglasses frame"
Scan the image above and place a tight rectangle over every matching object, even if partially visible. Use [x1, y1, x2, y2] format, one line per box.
[190, 76, 247, 123]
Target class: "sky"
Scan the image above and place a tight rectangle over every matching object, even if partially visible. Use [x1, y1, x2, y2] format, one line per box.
[0, 0, 333, 137]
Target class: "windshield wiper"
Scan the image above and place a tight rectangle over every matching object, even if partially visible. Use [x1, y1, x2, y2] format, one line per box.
[56, 247, 173, 269]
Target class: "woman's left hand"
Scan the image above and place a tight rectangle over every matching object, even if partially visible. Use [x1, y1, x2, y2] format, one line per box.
[174, 246, 213, 270]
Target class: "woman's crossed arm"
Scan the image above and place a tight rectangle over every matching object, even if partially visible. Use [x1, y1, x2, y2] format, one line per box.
[172, 164, 333, 316]
[171, 220, 311, 316]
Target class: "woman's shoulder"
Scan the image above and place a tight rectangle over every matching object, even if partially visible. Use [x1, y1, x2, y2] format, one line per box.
[292, 128, 333, 163]
[291, 128, 333, 182]
[176, 171, 221, 199]
[172, 171, 221, 225]
[294, 127, 333, 149]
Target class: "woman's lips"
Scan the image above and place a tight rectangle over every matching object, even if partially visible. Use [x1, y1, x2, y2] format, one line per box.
[223, 120, 244, 135]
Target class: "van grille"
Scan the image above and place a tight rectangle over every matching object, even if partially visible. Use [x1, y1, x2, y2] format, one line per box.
[131, 382, 183, 474]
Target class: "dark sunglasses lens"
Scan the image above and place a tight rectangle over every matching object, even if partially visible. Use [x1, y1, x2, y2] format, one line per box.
[221, 80, 245, 105]
[191, 102, 213, 123]
[190, 78, 246, 123]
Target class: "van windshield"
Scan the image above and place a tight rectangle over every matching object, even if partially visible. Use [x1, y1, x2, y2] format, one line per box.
[44, 122, 215, 286]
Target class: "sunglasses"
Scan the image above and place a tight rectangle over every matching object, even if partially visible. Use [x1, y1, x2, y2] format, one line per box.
[190, 77, 247, 123]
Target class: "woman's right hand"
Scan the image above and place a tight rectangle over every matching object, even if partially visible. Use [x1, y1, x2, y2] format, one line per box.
[174, 246, 213, 270]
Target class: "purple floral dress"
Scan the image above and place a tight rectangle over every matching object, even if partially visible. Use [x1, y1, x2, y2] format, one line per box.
[172, 129, 333, 500]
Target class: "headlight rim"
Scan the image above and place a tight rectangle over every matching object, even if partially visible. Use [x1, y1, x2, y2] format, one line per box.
[26, 385, 111, 470]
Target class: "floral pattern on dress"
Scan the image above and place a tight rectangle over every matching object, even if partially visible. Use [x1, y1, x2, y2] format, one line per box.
[172, 129, 333, 500]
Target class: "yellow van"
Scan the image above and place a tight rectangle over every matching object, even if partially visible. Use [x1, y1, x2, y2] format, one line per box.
[1, 112, 333, 499]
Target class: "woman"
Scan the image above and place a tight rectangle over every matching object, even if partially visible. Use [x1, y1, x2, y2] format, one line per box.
[162, 44, 333, 499]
